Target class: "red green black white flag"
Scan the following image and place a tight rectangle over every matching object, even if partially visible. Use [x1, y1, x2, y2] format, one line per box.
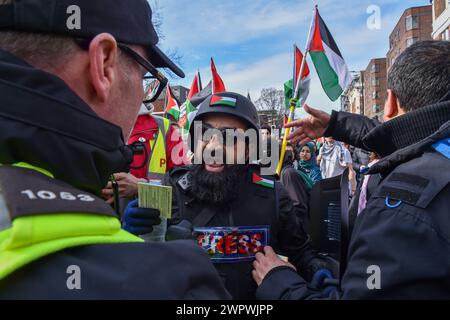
[165, 85, 180, 121]
[307, 6, 352, 101]
[284, 45, 311, 110]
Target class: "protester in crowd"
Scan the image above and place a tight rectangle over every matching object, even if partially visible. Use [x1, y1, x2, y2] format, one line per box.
[318, 138, 354, 180]
[261, 124, 272, 141]
[123, 92, 332, 300]
[297, 142, 322, 185]
[315, 141, 322, 158]
[0, 0, 230, 299]
[280, 144, 311, 224]
[252, 40, 450, 300]
[356, 152, 380, 215]
[343, 143, 358, 196]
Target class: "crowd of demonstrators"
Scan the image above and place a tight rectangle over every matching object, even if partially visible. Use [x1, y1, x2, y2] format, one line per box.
[253, 40, 450, 300]
[1, 0, 449, 303]
[0, 0, 229, 299]
[124, 93, 333, 300]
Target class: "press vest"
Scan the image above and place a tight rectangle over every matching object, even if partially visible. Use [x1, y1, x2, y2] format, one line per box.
[168, 167, 281, 299]
[148, 116, 170, 177]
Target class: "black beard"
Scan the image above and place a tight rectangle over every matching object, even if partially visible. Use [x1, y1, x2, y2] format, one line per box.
[190, 165, 248, 205]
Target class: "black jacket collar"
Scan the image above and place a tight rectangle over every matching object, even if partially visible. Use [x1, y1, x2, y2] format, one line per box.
[0, 49, 133, 195]
[363, 101, 450, 159]
[367, 101, 450, 176]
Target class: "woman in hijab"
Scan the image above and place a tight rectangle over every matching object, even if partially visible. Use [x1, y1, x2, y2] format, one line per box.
[297, 142, 322, 185]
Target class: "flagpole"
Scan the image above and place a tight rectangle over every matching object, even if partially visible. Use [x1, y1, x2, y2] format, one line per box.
[164, 84, 168, 116]
[276, 6, 316, 177]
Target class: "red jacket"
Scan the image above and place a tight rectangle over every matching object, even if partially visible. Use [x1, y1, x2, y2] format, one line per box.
[127, 115, 189, 179]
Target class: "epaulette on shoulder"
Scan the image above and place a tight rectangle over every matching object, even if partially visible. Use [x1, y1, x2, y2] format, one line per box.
[168, 165, 191, 177]
[0, 166, 116, 223]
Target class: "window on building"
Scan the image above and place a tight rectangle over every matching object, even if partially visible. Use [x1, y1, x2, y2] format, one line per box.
[372, 105, 380, 114]
[371, 64, 380, 73]
[406, 37, 418, 47]
[371, 78, 379, 86]
[372, 91, 379, 99]
[406, 15, 418, 31]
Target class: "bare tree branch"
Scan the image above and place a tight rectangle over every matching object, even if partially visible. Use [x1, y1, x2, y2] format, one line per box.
[149, 0, 184, 79]
[255, 88, 285, 127]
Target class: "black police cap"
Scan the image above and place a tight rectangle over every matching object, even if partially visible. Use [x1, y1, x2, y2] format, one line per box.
[0, 0, 184, 78]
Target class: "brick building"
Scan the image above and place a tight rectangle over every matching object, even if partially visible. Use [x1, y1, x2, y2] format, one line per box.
[431, 0, 450, 40]
[386, 5, 433, 71]
[363, 58, 387, 120]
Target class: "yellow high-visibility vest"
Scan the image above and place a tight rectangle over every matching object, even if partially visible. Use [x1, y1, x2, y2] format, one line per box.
[148, 116, 170, 177]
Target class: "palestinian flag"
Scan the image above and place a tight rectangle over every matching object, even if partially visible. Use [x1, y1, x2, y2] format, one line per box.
[179, 71, 202, 134]
[210, 95, 237, 108]
[307, 6, 352, 101]
[165, 85, 180, 121]
[252, 173, 274, 189]
[187, 81, 213, 126]
[211, 58, 226, 94]
[284, 45, 311, 109]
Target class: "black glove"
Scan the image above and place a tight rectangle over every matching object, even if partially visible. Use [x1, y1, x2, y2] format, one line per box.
[122, 199, 161, 236]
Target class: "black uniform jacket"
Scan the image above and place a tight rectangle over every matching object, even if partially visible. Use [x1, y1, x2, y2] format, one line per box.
[0, 49, 230, 300]
[257, 102, 450, 300]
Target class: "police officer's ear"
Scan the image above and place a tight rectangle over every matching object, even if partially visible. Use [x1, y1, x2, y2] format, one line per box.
[87, 33, 119, 103]
[384, 89, 405, 122]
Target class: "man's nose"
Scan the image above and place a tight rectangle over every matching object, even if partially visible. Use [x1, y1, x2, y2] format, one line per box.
[204, 134, 223, 155]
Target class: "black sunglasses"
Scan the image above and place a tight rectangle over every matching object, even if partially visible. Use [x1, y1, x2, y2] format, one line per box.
[75, 39, 168, 103]
[200, 123, 246, 145]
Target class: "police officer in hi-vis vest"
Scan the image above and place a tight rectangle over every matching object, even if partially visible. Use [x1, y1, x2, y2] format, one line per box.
[0, 0, 230, 300]
[123, 92, 334, 300]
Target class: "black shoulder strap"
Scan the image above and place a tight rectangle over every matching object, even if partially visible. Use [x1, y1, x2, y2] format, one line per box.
[192, 208, 217, 228]
[0, 166, 117, 224]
